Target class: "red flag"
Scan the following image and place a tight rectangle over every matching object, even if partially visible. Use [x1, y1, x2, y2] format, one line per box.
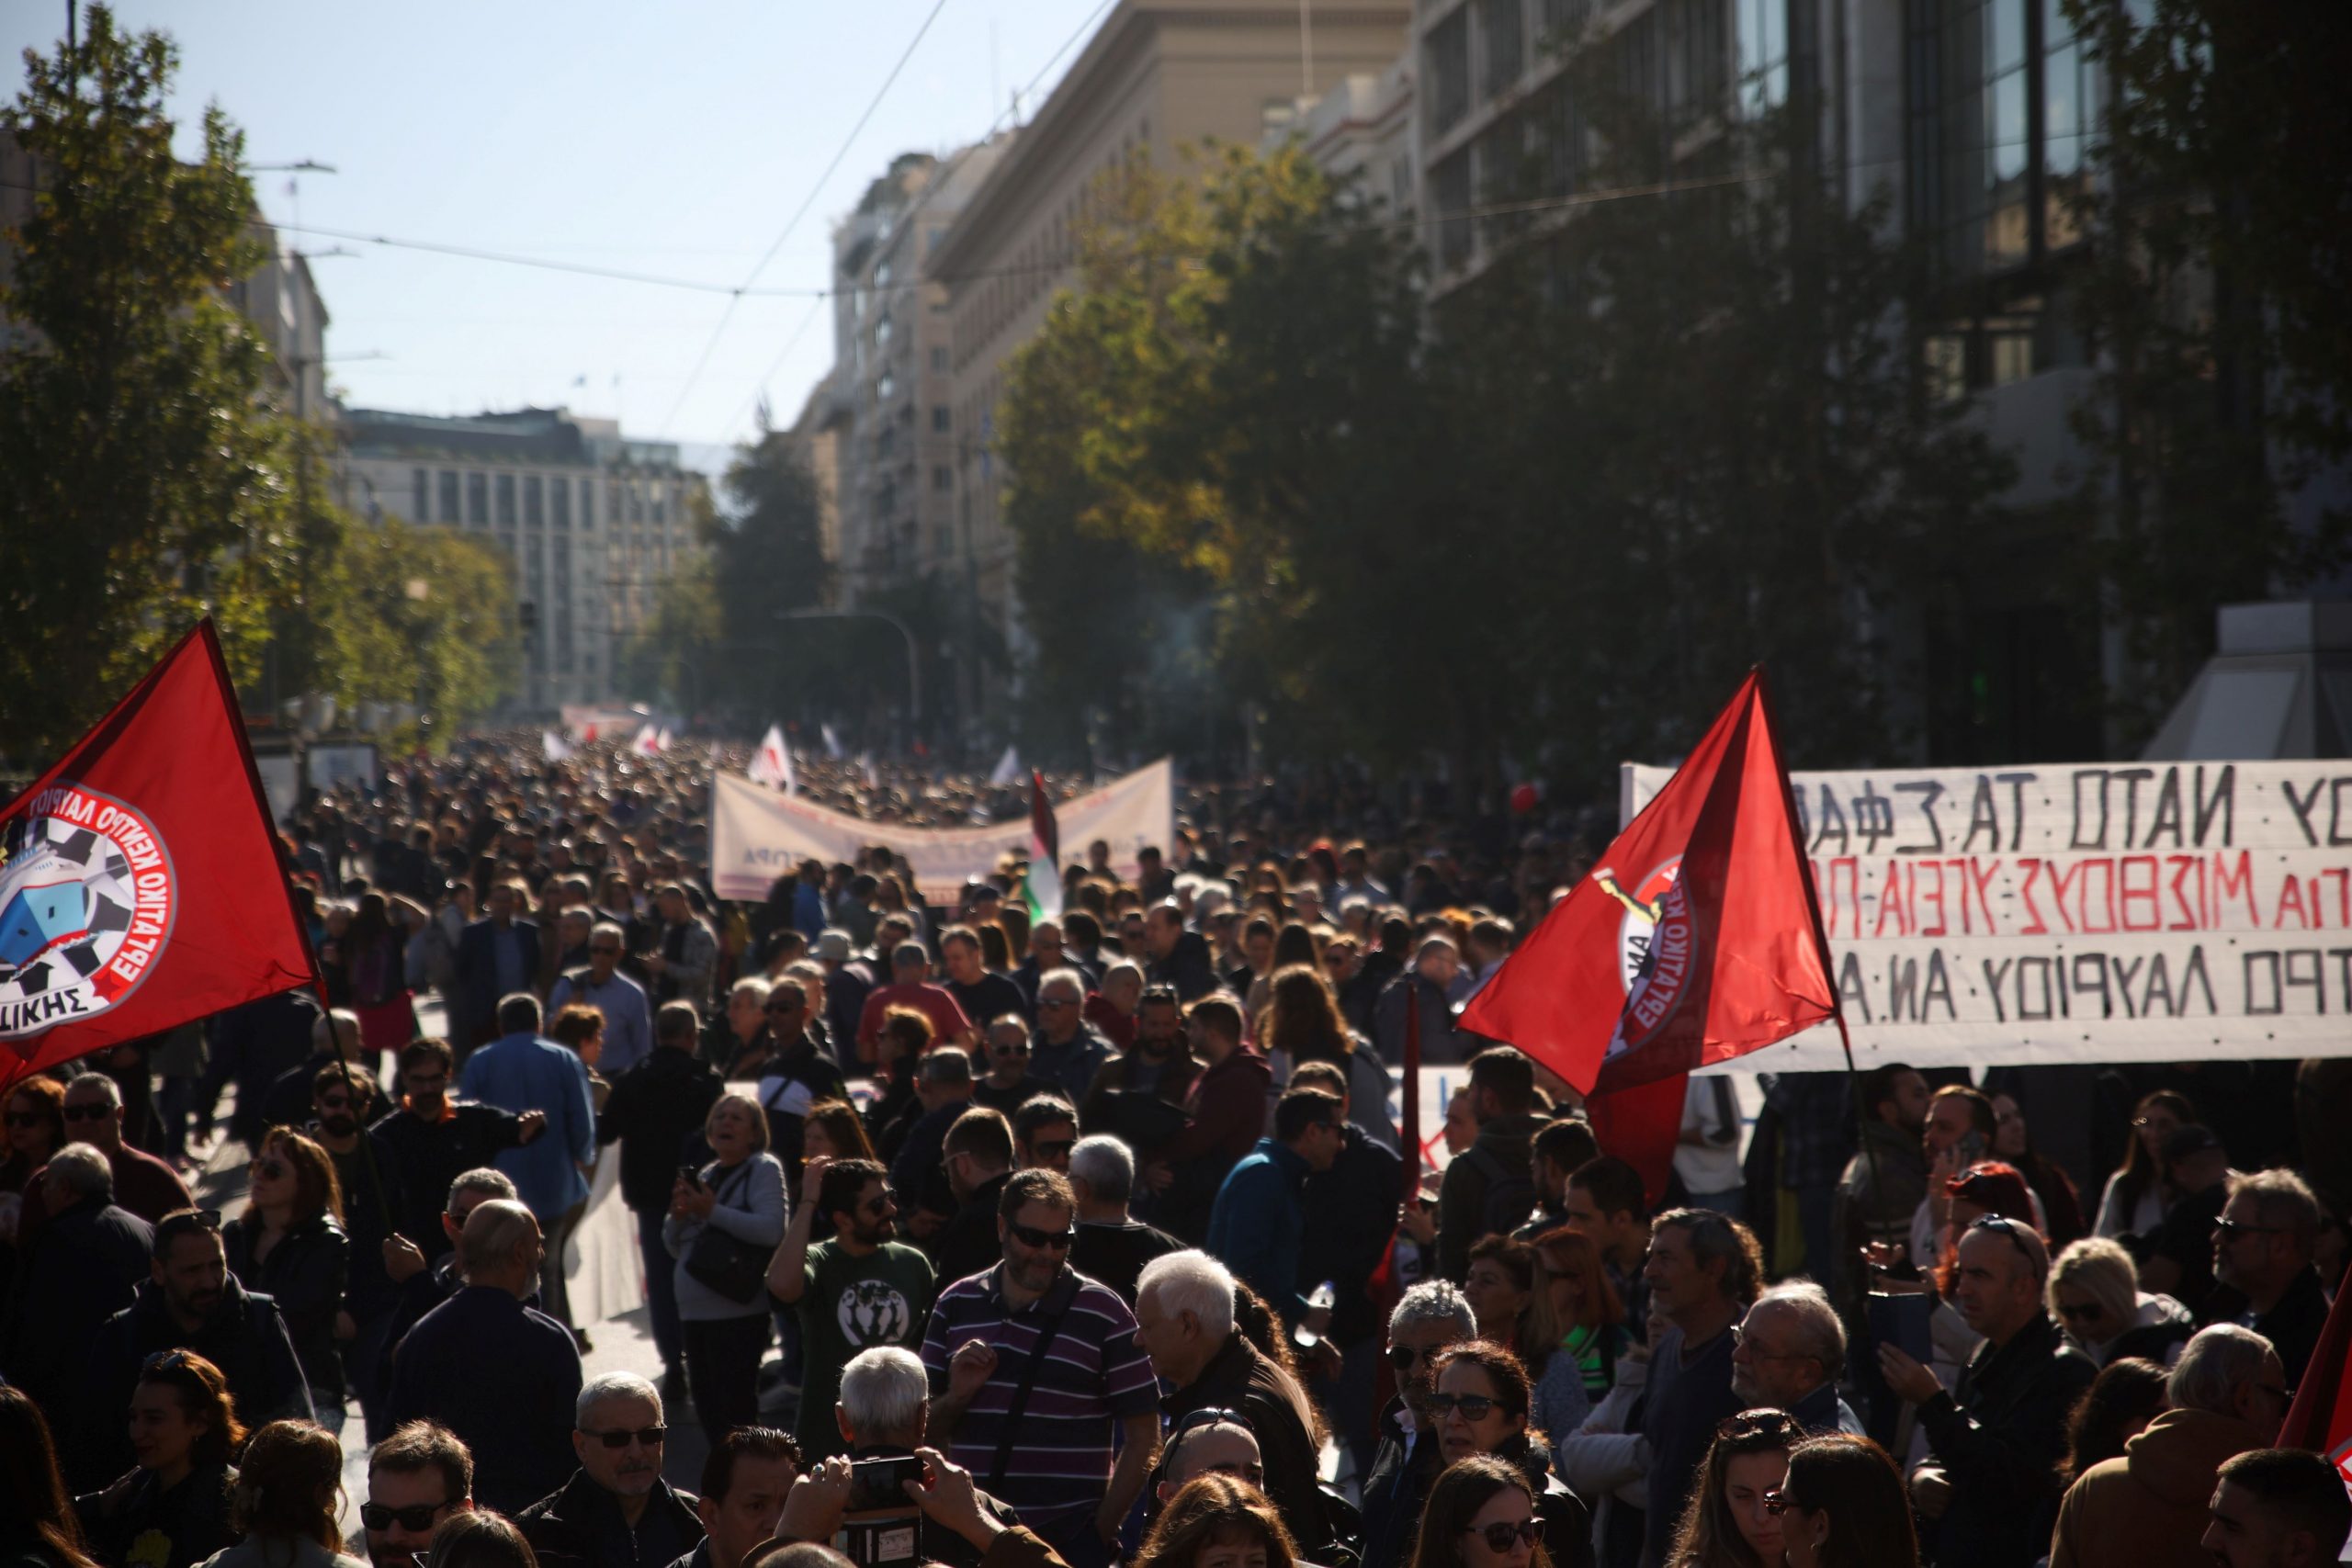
[1464, 667, 1833, 1095]
[0, 621, 318, 1091]
[2280, 1273, 2352, 1472]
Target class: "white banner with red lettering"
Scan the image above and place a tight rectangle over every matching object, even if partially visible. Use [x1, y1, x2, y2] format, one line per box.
[1622, 759, 2352, 1071]
[708, 761, 1173, 905]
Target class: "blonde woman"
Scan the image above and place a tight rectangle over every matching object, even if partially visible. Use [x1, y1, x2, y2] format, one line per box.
[664, 1091, 786, 1446]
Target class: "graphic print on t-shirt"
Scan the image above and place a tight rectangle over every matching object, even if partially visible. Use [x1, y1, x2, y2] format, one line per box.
[840, 1276, 913, 1345]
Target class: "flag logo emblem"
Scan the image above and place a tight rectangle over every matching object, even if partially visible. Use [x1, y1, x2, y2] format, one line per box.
[0, 785, 177, 1042]
[1597, 856, 1690, 1055]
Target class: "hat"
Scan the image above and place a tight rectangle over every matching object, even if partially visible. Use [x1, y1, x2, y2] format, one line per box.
[2162, 1123, 2223, 1165]
[813, 930, 853, 963]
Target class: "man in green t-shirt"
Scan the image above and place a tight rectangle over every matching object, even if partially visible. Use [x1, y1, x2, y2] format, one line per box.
[766, 1155, 936, 1460]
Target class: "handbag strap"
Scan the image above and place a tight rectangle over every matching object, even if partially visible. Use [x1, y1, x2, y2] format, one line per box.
[986, 1286, 1075, 1492]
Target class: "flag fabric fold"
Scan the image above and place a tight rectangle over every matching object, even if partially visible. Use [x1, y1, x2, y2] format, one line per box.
[989, 745, 1022, 787]
[749, 725, 795, 792]
[1024, 769, 1063, 923]
[0, 620, 318, 1092]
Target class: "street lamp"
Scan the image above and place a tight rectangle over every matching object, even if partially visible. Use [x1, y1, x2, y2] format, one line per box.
[773, 608, 922, 726]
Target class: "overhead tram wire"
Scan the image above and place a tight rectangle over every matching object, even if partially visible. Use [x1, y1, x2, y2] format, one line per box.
[654, 0, 952, 440]
[716, 0, 1117, 438]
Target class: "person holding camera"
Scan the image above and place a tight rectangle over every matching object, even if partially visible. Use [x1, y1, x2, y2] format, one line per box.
[665, 1094, 786, 1449]
[796, 1348, 1022, 1568]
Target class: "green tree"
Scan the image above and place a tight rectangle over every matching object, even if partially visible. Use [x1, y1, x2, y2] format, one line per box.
[2064, 0, 2352, 733]
[0, 6, 300, 761]
[318, 514, 514, 745]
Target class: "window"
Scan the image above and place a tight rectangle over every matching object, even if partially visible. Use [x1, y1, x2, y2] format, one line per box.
[932, 406, 951, 433]
[2042, 0, 2088, 249]
[628, 484, 644, 524]
[1671, 0, 1731, 117]
[580, 479, 594, 530]
[1434, 151, 1475, 268]
[931, 345, 949, 372]
[651, 487, 666, 525]
[933, 465, 953, 492]
[1908, 0, 2042, 275]
[412, 468, 428, 521]
[438, 470, 460, 524]
[877, 372, 896, 402]
[495, 473, 517, 526]
[466, 472, 489, 525]
[1481, 0, 1525, 98]
[1736, 0, 1790, 114]
[1430, 10, 1472, 134]
[551, 533, 571, 588]
[524, 475, 543, 526]
[551, 476, 571, 529]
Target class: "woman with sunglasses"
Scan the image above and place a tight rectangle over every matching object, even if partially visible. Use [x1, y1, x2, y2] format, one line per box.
[1407, 1456, 1550, 1568]
[75, 1351, 244, 1568]
[1427, 1343, 1592, 1567]
[2046, 1236, 2195, 1367]
[1, 1076, 67, 1239]
[1768, 1433, 1918, 1568]
[1135, 1473, 1298, 1568]
[665, 1091, 786, 1449]
[1663, 1409, 1800, 1568]
[198, 1418, 367, 1568]
[221, 1129, 351, 1433]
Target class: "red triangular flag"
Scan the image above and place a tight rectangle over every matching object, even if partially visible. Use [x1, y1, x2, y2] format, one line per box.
[0, 621, 319, 1091]
[1463, 669, 1834, 1096]
[2280, 1271, 2352, 1472]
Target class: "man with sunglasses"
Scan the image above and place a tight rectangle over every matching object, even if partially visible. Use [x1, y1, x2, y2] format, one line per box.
[1135, 1250, 1330, 1557]
[751, 977, 851, 1177]
[356, 1419, 475, 1568]
[549, 921, 654, 1076]
[769, 1156, 936, 1463]
[2211, 1169, 2328, 1388]
[1361, 1281, 1478, 1568]
[973, 1019, 1055, 1116]
[518, 1371, 706, 1568]
[600, 1000, 725, 1404]
[1878, 1213, 2096, 1568]
[922, 1168, 1160, 1568]
[1029, 970, 1114, 1106]
[27, 1072, 191, 1232]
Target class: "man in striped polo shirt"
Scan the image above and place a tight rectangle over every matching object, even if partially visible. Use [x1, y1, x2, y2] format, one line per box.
[921, 1168, 1161, 1568]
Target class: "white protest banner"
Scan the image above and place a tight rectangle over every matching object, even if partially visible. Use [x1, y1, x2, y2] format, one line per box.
[1622, 758, 2352, 1072]
[710, 760, 1174, 905]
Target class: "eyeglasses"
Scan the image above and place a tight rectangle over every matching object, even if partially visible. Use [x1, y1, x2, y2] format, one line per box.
[2057, 1301, 2104, 1324]
[579, 1426, 666, 1449]
[862, 1190, 897, 1215]
[62, 1102, 113, 1122]
[1007, 1222, 1077, 1250]
[1140, 987, 1181, 1007]
[2215, 1219, 2287, 1242]
[1464, 1520, 1544, 1552]
[990, 1041, 1031, 1056]
[1038, 997, 1078, 1010]
[1034, 1139, 1075, 1162]
[1716, 1409, 1803, 1441]
[1423, 1392, 1510, 1420]
[361, 1502, 452, 1532]
[1762, 1490, 1796, 1517]
[1388, 1344, 1445, 1371]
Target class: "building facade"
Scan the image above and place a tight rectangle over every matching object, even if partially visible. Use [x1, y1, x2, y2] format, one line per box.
[338, 407, 708, 713]
[923, 0, 1413, 695]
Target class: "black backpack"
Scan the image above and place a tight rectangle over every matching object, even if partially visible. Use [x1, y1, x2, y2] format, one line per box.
[1462, 1144, 1537, 1237]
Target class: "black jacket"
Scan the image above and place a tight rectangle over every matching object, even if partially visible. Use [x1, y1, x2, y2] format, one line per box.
[1148, 932, 1219, 1003]
[1301, 1126, 1401, 1346]
[75, 1278, 311, 1490]
[753, 1034, 851, 1176]
[1915, 1311, 2098, 1568]
[385, 1284, 582, 1515]
[517, 1468, 704, 1568]
[221, 1211, 350, 1403]
[2250, 1266, 2331, 1389]
[2, 1199, 152, 1421]
[598, 1048, 724, 1213]
[372, 1100, 527, 1259]
[1497, 1434, 1594, 1568]
[1361, 1396, 1442, 1568]
[1164, 1334, 1329, 1555]
[931, 1173, 1012, 1289]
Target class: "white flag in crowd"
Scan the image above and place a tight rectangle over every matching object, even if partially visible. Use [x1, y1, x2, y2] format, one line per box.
[632, 725, 663, 756]
[989, 745, 1022, 786]
[821, 723, 844, 760]
[749, 725, 796, 793]
[541, 730, 574, 761]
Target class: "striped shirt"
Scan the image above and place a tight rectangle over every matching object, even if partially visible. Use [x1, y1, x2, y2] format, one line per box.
[921, 1264, 1159, 1528]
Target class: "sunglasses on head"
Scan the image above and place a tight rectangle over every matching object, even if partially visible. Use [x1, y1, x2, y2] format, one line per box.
[142, 1348, 193, 1373]
[361, 1502, 450, 1533]
[1007, 1221, 1076, 1250]
[1464, 1520, 1544, 1553]
[579, 1426, 665, 1449]
[1169, 1406, 1256, 1440]
[62, 1102, 112, 1121]
[1423, 1392, 1509, 1420]
[1716, 1408, 1802, 1442]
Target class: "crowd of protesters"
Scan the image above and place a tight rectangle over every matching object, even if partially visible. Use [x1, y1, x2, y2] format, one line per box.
[4, 733, 2352, 1568]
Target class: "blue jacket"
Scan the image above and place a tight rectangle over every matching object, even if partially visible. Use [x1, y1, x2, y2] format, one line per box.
[459, 1032, 597, 1220]
[1204, 1137, 1311, 1323]
[794, 883, 828, 941]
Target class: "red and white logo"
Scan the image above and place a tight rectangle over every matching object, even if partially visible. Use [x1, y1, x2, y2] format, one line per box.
[1593, 856, 1692, 1056]
[0, 784, 177, 1041]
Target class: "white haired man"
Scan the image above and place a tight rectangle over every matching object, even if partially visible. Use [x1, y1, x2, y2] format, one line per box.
[1729, 1280, 1861, 1435]
[826, 1348, 1019, 1568]
[1361, 1280, 1479, 1568]
[1133, 1250, 1329, 1555]
[518, 1371, 706, 1568]
[1068, 1134, 1182, 1304]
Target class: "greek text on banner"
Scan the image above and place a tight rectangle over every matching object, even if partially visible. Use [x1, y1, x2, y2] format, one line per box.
[708, 761, 1173, 907]
[1620, 760, 2352, 1072]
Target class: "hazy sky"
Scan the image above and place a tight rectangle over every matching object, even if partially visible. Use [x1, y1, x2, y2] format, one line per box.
[2, 1, 1114, 468]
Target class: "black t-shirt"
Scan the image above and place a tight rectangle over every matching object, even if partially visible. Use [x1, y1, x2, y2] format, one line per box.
[1070, 1219, 1186, 1305]
[945, 974, 1027, 1033]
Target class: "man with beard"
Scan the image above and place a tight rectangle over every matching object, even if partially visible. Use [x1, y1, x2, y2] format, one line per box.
[518, 1372, 705, 1568]
[1077, 987, 1202, 1146]
[355, 1420, 475, 1568]
[74, 1206, 313, 1486]
[765, 1156, 936, 1463]
[374, 1037, 546, 1264]
[1728, 1280, 1860, 1435]
[1140, 904, 1217, 1003]
[309, 1063, 409, 1434]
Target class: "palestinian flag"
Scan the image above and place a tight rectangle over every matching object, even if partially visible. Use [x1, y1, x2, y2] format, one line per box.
[1024, 769, 1062, 922]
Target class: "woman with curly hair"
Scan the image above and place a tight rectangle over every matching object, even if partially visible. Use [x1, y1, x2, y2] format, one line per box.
[1135, 1473, 1298, 1568]
[1259, 964, 1394, 1150]
[202, 1419, 367, 1568]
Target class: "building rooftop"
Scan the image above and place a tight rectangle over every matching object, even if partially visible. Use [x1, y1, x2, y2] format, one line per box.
[341, 406, 686, 469]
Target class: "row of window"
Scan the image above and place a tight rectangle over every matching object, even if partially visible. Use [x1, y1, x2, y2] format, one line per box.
[406, 467, 680, 531]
